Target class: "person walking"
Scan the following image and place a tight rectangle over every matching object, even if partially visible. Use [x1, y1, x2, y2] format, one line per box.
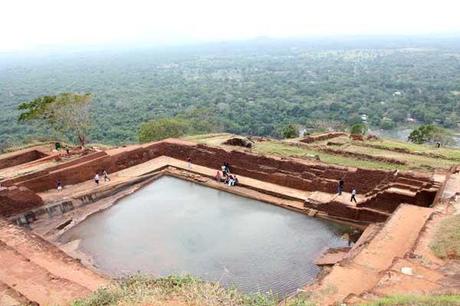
[94, 173, 100, 185]
[351, 188, 358, 203]
[187, 157, 192, 169]
[338, 178, 344, 195]
[103, 170, 110, 182]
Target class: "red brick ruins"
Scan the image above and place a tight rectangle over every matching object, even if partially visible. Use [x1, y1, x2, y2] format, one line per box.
[0, 149, 48, 170]
[0, 139, 442, 224]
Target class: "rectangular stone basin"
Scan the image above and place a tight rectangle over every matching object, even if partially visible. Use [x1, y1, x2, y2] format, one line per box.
[61, 176, 348, 297]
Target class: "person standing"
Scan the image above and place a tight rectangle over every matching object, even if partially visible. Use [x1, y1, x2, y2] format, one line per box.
[338, 178, 344, 195]
[94, 173, 100, 185]
[57, 180, 63, 192]
[351, 188, 358, 203]
[224, 162, 230, 173]
[187, 157, 192, 169]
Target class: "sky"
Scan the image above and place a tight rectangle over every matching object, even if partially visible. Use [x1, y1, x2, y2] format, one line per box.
[1, 0, 460, 52]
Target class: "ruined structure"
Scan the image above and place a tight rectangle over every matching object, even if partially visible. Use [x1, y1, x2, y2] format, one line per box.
[0, 139, 441, 224]
[0, 138, 457, 305]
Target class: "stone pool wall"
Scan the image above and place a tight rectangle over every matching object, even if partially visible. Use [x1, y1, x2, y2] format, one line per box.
[0, 139, 441, 220]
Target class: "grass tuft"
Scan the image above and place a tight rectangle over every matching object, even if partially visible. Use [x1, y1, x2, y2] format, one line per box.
[72, 274, 315, 306]
[430, 215, 460, 259]
[361, 294, 460, 305]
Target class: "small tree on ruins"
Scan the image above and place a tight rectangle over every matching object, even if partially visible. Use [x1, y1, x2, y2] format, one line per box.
[350, 123, 368, 135]
[281, 124, 298, 139]
[18, 93, 92, 147]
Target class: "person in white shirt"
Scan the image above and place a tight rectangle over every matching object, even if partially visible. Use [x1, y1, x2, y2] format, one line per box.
[351, 188, 357, 203]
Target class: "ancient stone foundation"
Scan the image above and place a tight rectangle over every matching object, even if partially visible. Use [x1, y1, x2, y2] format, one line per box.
[0, 139, 441, 223]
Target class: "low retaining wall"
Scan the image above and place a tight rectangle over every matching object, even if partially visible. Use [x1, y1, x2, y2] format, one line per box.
[317, 147, 407, 165]
[300, 132, 347, 144]
[0, 150, 48, 170]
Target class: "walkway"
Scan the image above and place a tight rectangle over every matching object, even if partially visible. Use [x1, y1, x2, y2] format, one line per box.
[303, 204, 434, 305]
[39, 156, 313, 201]
[39, 156, 364, 210]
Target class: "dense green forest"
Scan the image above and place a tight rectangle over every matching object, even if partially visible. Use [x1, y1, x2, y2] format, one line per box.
[1, 36, 460, 147]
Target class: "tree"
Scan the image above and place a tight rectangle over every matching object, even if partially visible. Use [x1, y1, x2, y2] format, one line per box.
[379, 118, 395, 130]
[408, 124, 453, 145]
[350, 123, 368, 135]
[138, 118, 190, 143]
[281, 124, 298, 139]
[18, 93, 92, 146]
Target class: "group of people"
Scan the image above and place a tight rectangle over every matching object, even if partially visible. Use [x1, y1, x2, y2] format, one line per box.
[337, 177, 358, 203]
[56, 170, 111, 191]
[215, 162, 239, 186]
[94, 170, 110, 185]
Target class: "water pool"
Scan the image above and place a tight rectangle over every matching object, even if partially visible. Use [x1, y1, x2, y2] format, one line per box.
[61, 176, 348, 297]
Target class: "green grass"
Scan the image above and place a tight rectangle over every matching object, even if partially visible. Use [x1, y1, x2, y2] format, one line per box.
[361, 294, 460, 305]
[183, 133, 459, 171]
[343, 144, 458, 170]
[430, 215, 460, 259]
[253, 141, 401, 170]
[72, 275, 314, 306]
[360, 139, 460, 161]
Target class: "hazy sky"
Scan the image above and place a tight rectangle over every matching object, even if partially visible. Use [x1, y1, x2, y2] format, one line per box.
[1, 0, 460, 51]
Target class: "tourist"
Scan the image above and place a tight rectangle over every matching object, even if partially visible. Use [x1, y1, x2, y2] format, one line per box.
[224, 162, 230, 173]
[351, 188, 358, 203]
[338, 178, 344, 195]
[94, 173, 100, 185]
[222, 165, 228, 176]
[57, 180, 63, 192]
[228, 174, 235, 186]
[233, 176, 239, 186]
[103, 170, 110, 182]
[187, 157, 192, 169]
[215, 170, 222, 182]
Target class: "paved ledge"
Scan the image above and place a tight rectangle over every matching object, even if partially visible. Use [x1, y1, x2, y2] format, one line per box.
[36, 156, 370, 225]
[302, 204, 434, 305]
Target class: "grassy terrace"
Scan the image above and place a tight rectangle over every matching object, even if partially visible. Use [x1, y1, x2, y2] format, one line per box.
[360, 138, 460, 161]
[361, 295, 460, 306]
[430, 214, 460, 259]
[184, 134, 460, 171]
[72, 275, 460, 306]
[72, 275, 314, 306]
